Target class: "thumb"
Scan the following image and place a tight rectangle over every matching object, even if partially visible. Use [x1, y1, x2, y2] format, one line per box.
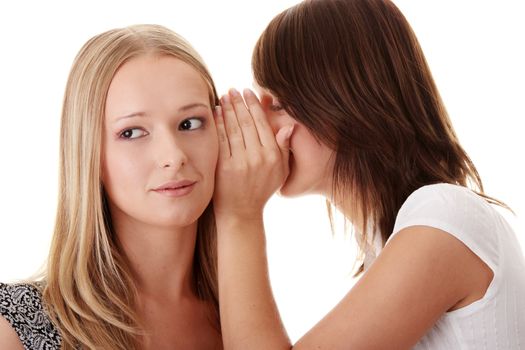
[275, 124, 294, 172]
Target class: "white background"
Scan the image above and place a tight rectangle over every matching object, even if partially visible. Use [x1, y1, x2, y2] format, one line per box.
[0, 0, 523, 342]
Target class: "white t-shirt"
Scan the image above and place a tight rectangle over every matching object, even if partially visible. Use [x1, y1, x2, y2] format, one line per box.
[387, 183, 525, 349]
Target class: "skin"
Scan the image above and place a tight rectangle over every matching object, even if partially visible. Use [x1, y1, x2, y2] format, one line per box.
[0, 54, 223, 349]
[103, 54, 221, 350]
[214, 88, 293, 350]
[214, 89, 494, 349]
[0, 317, 23, 350]
[256, 89, 334, 197]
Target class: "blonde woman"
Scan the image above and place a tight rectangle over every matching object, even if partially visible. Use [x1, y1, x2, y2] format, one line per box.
[0, 24, 222, 349]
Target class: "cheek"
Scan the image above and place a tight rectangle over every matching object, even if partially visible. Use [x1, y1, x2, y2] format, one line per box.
[189, 133, 218, 178]
[290, 130, 331, 175]
[289, 127, 316, 154]
[268, 112, 295, 134]
[102, 143, 147, 191]
[201, 142, 219, 176]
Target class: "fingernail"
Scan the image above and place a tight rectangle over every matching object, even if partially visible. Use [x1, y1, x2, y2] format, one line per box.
[243, 88, 255, 99]
[221, 94, 230, 104]
[229, 88, 240, 97]
[214, 105, 222, 117]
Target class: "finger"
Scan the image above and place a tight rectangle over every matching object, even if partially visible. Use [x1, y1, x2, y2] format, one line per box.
[220, 93, 245, 156]
[275, 124, 295, 177]
[214, 105, 231, 162]
[243, 89, 277, 148]
[229, 89, 262, 150]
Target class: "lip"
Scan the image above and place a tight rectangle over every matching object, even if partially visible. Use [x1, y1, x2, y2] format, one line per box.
[152, 180, 197, 197]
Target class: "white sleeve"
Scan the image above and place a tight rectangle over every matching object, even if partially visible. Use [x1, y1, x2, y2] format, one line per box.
[390, 183, 500, 272]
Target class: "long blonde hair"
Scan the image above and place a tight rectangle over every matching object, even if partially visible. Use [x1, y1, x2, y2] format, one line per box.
[42, 24, 219, 349]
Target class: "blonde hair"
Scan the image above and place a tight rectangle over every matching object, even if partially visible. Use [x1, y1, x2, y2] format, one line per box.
[42, 24, 219, 349]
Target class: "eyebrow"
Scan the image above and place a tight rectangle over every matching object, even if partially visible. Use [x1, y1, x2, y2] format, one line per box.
[114, 102, 209, 121]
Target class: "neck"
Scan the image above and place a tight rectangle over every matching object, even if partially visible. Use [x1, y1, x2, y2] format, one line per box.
[112, 210, 199, 301]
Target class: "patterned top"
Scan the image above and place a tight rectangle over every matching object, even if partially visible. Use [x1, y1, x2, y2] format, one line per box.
[0, 282, 61, 349]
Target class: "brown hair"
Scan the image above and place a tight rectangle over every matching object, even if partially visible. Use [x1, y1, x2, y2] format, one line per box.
[42, 24, 219, 349]
[252, 0, 505, 272]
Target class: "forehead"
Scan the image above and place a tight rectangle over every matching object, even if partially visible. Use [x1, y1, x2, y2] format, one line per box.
[105, 54, 209, 118]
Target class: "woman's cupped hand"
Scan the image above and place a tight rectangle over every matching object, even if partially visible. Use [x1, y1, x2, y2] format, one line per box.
[213, 88, 294, 221]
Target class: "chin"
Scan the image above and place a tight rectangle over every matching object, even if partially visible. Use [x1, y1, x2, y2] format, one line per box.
[154, 217, 195, 229]
[278, 181, 306, 198]
[155, 208, 204, 228]
[279, 174, 327, 198]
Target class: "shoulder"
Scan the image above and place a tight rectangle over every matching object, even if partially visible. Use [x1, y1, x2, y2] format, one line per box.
[0, 282, 62, 349]
[299, 222, 494, 348]
[0, 282, 47, 315]
[394, 183, 495, 228]
[0, 314, 24, 350]
[391, 183, 500, 270]
[1, 281, 44, 305]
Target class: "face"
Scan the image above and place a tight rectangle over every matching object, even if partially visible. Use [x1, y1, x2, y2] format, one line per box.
[257, 88, 335, 197]
[102, 54, 218, 229]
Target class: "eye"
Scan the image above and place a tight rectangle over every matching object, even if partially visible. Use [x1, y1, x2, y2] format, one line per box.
[179, 117, 203, 131]
[119, 128, 148, 139]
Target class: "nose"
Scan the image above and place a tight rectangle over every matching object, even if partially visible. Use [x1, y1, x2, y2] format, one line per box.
[155, 130, 188, 171]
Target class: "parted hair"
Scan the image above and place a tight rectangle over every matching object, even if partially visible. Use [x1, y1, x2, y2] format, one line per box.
[42, 24, 219, 349]
[252, 0, 505, 272]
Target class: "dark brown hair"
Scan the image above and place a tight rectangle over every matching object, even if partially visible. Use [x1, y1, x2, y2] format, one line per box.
[252, 0, 505, 272]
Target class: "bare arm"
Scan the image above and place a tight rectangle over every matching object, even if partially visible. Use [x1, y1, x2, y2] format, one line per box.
[0, 316, 24, 350]
[213, 90, 493, 349]
[216, 216, 291, 350]
[214, 89, 292, 350]
[293, 225, 493, 349]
